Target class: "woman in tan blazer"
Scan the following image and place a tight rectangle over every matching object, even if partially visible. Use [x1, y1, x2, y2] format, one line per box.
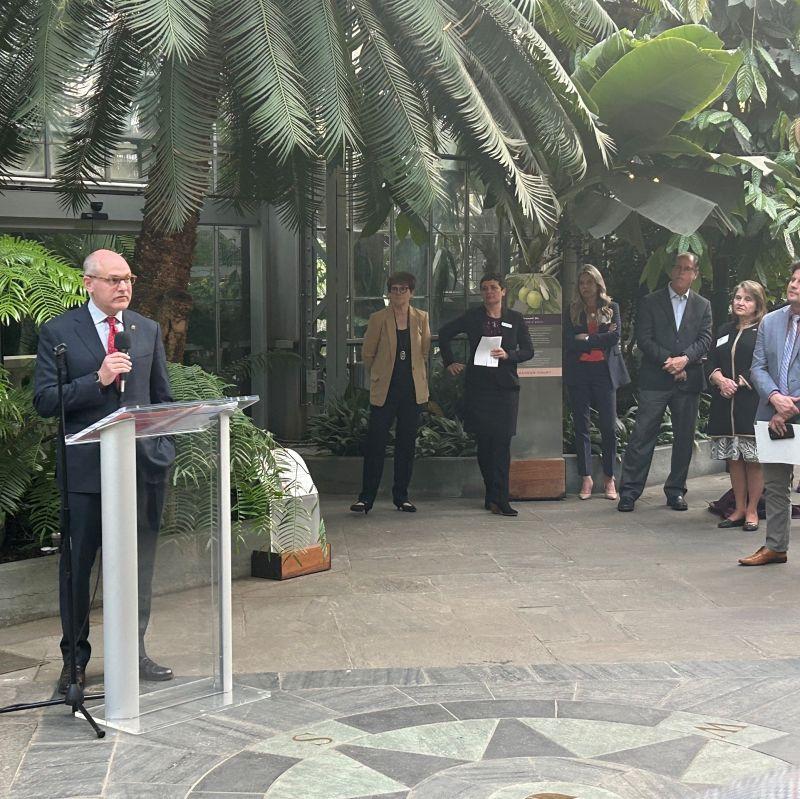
[351, 271, 431, 514]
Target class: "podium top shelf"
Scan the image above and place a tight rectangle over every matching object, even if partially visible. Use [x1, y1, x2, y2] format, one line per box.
[65, 396, 259, 445]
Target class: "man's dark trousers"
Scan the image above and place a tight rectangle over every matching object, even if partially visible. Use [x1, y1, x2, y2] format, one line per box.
[619, 387, 701, 501]
[61, 479, 166, 668]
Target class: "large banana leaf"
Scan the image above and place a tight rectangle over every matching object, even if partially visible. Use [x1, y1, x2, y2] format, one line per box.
[588, 35, 742, 144]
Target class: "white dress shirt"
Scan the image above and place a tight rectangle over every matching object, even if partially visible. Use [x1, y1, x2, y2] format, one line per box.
[87, 299, 124, 354]
[668, 285, 689, 331]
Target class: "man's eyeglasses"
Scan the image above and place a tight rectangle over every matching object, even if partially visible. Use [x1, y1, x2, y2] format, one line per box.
[389, 285, 410, 294]
[88, 274, 138, 286]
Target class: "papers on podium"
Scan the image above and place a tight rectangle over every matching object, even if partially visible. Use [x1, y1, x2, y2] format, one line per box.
[474, 335, 502, 367]
[754, 421, 800, 464]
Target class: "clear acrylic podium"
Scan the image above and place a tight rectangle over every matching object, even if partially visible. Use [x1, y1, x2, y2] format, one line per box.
[66, 396, 265, 733]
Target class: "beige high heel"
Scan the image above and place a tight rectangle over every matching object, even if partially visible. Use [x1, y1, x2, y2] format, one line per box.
[579, 479, 593, 500]
[604, 479, 618, 501]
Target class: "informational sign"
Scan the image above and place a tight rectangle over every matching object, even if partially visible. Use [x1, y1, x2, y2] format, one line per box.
[504, 273, 562, 378]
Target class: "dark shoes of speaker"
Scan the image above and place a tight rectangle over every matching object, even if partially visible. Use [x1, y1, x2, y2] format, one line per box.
[57, 664, 85, 695]
[139, 656, 174, 681]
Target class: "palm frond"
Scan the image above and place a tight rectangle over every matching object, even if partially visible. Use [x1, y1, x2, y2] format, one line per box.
[538, 0, 615, 48]
[350, 0, 445, 218]
[0, 0, 39, 176]
[219, 0, 315, 162]
[291, 0, 361, 161]
[140, 51, 220, 230]
[380, 0, 560, 227]
[460, 10, 587, 183]
[465, 0, 615, 168]
[17, 0, 111, 129]
[117, 0, 211, 62]
[55, 23, 145, 214]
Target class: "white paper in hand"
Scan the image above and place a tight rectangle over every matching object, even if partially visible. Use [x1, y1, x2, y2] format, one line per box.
[474, 335, 502, 367]
[755, 421, 800, 464]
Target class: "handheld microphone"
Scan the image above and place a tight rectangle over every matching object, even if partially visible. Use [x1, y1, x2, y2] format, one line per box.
[115, 331, 132, 394]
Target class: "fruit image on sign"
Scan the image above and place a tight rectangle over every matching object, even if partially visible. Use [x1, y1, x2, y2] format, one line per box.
[505, 273, 562, 315]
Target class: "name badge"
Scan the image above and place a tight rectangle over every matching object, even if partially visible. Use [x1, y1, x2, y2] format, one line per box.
[501, 321, 512, 328]
[716, 334, 729, 347]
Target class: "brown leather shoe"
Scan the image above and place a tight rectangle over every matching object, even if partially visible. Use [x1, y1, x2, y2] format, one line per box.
[738, 546, 787, 566]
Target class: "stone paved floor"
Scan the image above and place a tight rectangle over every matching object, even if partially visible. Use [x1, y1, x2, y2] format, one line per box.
[1, 473, 800, 798]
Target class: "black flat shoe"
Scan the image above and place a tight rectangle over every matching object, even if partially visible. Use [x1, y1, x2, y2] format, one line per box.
[350, 500, 372, 515]
[718, 517, 745, 529]
[743, 521, 760, 532]
[394, 501, 416, 512]
[489, 501, 518, 517]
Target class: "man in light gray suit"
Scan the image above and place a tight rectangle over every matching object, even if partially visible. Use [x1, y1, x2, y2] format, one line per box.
[741, 261, 800, 566]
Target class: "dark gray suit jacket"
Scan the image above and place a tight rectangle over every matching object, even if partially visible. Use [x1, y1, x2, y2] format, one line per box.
[636, 287, 713, 393]
[34, 304, 174, 493]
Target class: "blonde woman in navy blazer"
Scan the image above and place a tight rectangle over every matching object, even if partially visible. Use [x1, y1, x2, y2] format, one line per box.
[564, 265, 630, 500]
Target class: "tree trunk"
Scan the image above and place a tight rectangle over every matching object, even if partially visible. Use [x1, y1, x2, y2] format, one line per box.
[132, 212, 199, 362]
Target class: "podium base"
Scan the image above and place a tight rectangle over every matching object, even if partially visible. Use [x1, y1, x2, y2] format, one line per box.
[251, 544, 331, 581]
[80, 680, 269, 734]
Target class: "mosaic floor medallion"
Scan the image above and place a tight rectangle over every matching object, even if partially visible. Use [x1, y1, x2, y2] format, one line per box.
[193, 698, 790, 799]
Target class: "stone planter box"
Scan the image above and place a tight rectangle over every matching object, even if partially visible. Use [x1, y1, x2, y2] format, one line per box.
[0, 525, 269, 627]
[305, 440, 724, 498]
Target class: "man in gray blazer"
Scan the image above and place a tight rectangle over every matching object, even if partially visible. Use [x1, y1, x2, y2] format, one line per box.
[618, 253, 713, 511]
[34, 250, 175, 692]
[740, 262, 800, 566]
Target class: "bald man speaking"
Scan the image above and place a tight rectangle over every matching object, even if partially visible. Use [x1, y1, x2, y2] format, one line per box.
[34, 250, 175, 693]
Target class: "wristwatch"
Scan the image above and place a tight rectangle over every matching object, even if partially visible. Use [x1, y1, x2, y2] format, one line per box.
[94, 371, 102, 384]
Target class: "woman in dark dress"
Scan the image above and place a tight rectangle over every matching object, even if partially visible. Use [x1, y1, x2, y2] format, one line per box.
[563, 265, 630, 501]
[438, 273, 534, 517]
[707, 280, 767, 531]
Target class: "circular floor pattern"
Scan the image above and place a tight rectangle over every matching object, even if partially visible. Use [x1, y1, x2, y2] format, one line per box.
[191, 698, 791, 799]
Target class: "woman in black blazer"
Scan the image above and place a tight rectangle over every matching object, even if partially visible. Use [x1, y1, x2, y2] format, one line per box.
[564, 265, 630, 501]
[439, 273, 534, 516]
[707, 280, 766, 531]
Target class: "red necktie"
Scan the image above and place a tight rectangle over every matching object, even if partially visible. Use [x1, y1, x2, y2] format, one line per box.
[106, 317, 119, 386]
[106, 316, 118, 354]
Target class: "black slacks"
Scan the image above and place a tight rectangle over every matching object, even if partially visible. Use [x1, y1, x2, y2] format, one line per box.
[566, 362, 617, 478]
[359, 384, 421, 504]
[619, 387, 701, 501]
[60, 479, 165, 668]
[476, 433, 512, 505]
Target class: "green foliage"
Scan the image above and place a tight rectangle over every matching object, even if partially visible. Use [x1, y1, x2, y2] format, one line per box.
[306, 385, 478, 458]
[415, 414, 476, 458]
[164, 363, 303, 551]
[0, 364, 60, 554]
[0, 235, 86, 555]
[0, 235, 86, 325]
[307, 387, 371, 456]
[2, 0, 615, 233]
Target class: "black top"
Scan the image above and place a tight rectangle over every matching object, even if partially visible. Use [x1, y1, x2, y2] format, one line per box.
[390, 326, 414, 395]
[563, 301, 630, 390]
[706, 320, 760, 437]
[439, 305, 534, 393]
